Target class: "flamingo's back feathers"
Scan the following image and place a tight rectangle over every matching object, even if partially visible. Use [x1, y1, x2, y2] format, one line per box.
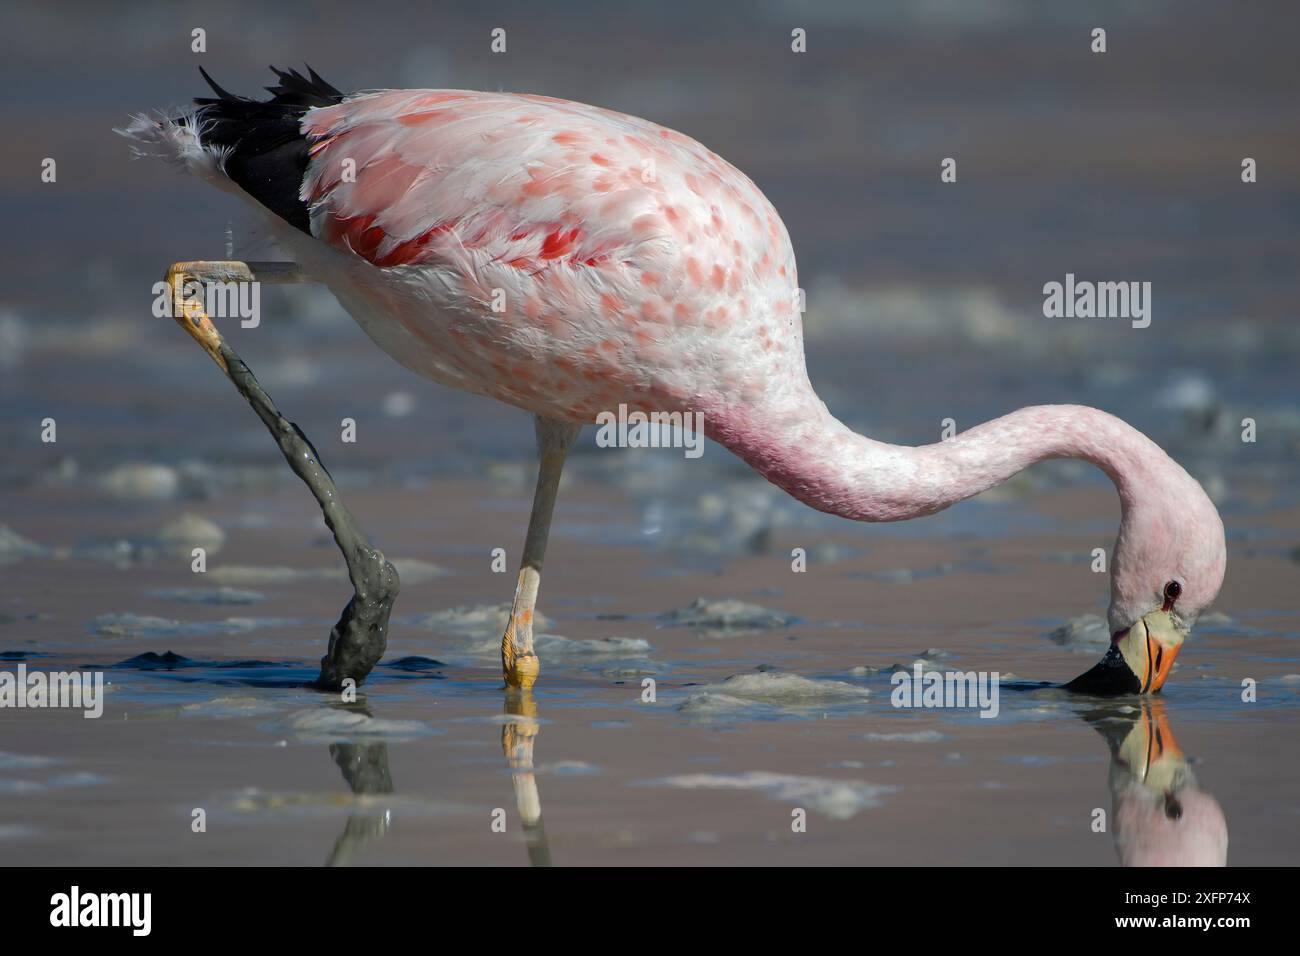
[296, 89, 790, 277]
[291, 87, 807, 418]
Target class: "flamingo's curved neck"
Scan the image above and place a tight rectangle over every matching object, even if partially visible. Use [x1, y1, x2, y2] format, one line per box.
[709, 387, 1160, 523]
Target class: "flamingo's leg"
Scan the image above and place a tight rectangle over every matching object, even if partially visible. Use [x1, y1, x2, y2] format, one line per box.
[163, 261, 399, 691]
[501, 416, 582, 688]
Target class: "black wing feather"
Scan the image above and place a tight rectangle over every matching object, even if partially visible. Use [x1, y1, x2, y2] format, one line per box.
[192, 64, 347, 234]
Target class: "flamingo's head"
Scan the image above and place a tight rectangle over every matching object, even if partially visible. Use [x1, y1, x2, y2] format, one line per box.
[1065, 458, 1226, 695]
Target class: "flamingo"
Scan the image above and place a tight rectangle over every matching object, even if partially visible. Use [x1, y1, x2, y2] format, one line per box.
[121, 66, 1226, 693]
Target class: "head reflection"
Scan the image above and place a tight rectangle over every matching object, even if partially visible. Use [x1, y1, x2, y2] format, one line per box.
[1081, 698, 1227, 866]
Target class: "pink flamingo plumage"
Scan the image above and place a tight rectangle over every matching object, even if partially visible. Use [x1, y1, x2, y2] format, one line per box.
[124, 67, 1226, 692]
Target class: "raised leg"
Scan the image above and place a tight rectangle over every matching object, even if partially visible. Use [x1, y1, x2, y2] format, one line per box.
[501, 415, 582, 688]
[163, 261, 399, 691]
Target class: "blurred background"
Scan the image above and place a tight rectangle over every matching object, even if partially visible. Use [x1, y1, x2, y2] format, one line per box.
[0, 0, 1298, 868]
[1, 0, 1296, 519]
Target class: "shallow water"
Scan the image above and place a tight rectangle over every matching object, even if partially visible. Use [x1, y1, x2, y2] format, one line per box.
[3, 459, 1299, 864]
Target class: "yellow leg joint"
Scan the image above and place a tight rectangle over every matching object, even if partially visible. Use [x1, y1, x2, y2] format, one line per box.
[164, 262, 229, 374]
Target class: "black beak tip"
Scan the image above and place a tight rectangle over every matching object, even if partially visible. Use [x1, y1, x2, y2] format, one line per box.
[1062, 645, 1143, 696]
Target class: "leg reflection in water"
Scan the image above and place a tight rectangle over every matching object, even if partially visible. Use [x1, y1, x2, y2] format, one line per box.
[325, 732, 394, 867]
[1081, 698, 1228, 866]
[502, 689, 552, 867]
[320, 695, 551, 866]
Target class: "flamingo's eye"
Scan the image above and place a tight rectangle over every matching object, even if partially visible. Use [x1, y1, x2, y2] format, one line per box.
[1164, 793, 1183, 821]
[1164, 580, 1182, 602]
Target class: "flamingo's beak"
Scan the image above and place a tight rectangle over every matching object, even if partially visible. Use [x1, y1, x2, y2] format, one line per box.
[1136, 612, 1184, 693]
[1064, 609, 1186, 696]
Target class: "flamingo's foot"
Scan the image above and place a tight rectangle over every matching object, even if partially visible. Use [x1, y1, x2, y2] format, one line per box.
[504, 654, 539, 690]
[501, 613, 540, 689]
